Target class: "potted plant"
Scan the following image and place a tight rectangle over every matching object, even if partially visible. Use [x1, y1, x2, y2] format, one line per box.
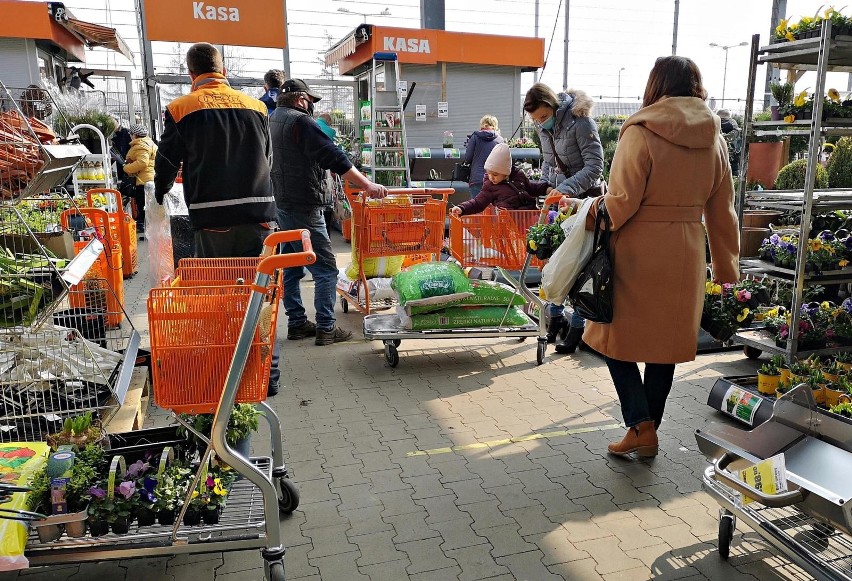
[836, 351, 852, 371]
[822, 359, 843, 383]
[758, 360, 781, 395]
[184, 490, 205, 526]
[806, 369, 827, 405]
[776, 379, 793, 399]
[178, 404, 262, 459]
[825, 375, 852, 407]
[789, 360, 811, 385]
[770, 81, 795, 120]
[829, 400, 852, 417]
[153, 465, 191, 526]
[525, 209, 571, 261]
[201, 473, 230, 525]
[47, 412, 105, 450]
[52, 90, 118, 154]
[110, 480, 137, 534]
[86, 486, 111, 537]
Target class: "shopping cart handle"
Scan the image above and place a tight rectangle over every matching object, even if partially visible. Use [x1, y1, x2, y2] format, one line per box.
[543, 191, 566, 207]
[257, 229, 316, 273]
[711, 453, 806, 508]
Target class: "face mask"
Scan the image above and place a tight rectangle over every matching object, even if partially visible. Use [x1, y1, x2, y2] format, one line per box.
[539, 115, 556, 131]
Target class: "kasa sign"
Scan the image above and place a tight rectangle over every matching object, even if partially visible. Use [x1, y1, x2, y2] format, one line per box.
[144, 0, 285, 48]
[382, 36, 431, 54]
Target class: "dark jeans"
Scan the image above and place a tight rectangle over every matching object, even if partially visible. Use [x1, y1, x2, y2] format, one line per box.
[604, 357, 676, 428]
[131, 184, 146, 228]
[193, 222, 280, 388]
[277, 206, 339, 332]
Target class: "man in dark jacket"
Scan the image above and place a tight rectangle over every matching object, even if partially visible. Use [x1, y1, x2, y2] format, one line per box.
[154, 43, 281, 394]
[260, 69, 286, 115]
[270, 79, 387, 346]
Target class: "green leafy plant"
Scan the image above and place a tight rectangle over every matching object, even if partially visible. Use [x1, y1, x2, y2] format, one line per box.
[775, 158, 829, 190]
[828, 137, 852, 188]
[178, 403, 262, 450]
[48, 412, 103, 449]
[829, 401, 852, 416]
[770, 82, 795, 108]
[836, 351, 852, 363]
[759, 361, 780, 375]
[153, 465, 192, 512]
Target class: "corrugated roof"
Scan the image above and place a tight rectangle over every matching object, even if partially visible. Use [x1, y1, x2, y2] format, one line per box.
[594, 101, 641, 117]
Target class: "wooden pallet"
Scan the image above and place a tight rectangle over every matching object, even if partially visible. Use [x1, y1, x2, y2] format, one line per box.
[104, 366, 150, 433]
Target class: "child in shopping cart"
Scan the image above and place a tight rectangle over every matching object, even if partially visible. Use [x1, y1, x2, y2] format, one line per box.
[450, 143, 553, 217]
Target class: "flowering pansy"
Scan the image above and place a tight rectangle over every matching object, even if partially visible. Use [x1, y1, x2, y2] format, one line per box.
[118, 481, 136, 500]
[735, 290, 752, 302]
[88, 486, 106, 499]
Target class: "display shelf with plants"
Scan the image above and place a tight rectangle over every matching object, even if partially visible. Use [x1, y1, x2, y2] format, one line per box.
[735, 17, 852, 360]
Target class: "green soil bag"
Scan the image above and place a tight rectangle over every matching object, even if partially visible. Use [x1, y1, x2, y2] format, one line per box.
[407, 279, 526, 315]
[392, 261, 473, 307]
[400, 305, 531, 330]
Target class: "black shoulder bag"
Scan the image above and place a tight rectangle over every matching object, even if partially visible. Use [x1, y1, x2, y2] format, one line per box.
[544, 131, 605, 199]
[568, 200, 614, 323]
[452, 162, 471, 182]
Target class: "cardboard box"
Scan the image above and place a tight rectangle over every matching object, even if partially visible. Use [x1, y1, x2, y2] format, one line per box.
[34, 231, 75, 260]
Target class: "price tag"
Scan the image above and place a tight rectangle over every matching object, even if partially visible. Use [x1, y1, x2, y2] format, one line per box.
[416, 105, 426, 122]
[397, 80, 408, 99]
[438, 102, 448, 118]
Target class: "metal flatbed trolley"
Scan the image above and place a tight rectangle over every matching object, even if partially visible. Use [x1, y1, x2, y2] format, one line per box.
[23, 231, 316, 581]
[696, 385, 852, 580]
[365, 191, 565, 367]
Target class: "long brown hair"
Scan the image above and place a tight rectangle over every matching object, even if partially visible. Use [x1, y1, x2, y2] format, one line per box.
[523, 83, 560, 113]
[642, 56, 707, 108]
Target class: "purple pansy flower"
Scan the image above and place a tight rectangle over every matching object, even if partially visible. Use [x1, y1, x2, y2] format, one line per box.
[118, 481, 136, 500]
[88, 486, 106, 499]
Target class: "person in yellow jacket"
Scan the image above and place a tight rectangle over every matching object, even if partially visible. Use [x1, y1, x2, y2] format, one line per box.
[123, 123, 157, 233]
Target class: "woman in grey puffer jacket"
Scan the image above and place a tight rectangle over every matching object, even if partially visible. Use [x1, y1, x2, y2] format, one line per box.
[463, 115, 503, 198]
[524, 83, 604, 355]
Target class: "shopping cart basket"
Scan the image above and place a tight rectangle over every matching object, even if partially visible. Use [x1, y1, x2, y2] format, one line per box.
[339, 187, 452, 315]
[449, 206, 546, 271]
[85, 188, 138, 279]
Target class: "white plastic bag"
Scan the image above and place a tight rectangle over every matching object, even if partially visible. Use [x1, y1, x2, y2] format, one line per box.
[540, 197, 596, 303]
[146, 183, 175, 287]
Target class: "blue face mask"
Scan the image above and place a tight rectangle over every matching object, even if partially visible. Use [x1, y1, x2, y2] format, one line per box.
[540, 115, 556, 131]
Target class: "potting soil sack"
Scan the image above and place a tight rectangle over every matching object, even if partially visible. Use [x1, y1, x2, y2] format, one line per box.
[406, 280, 525, 315]
[397, 305, 531, 330]
[391, 262, 473, 307]
[0, 442, 49, 571]
[345, 255, 405, 280]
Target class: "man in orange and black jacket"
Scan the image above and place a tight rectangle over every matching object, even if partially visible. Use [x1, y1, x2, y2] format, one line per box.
[154, 42, 281, 395]
[154, 42, 277, 258]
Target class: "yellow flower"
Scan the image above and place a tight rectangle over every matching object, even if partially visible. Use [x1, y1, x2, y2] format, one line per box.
[785, 30, 796, 41]
[829, 88, 841, 103]
[824, 7, 836, 18]
[840, 259, 849, 267]
[705, 281, 722, 295]
[776, 18, 789, 34]
[821, 301, 832, 310]
[528, 240, 537, 251]
[809, 239, 824, 251]
[800, 16, 814, 25]
[784, 114, 796, 123]
[793, 90, 809, 108]
[790, 22, 799, 31]
[766, 308, 779, 318]
[213, 478, 227, 496]
[737, 308, 751, 323]
[191, 490, 199, 499]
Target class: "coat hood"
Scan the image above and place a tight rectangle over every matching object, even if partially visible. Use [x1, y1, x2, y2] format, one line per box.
[556, 89, 595, 120]
[621, 97, 720, 149]
[473, 130, 500, 141]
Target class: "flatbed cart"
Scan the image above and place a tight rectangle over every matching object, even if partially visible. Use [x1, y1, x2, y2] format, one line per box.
[338, 187, 453, 315]
[696, 384, 852, 580]
[364, 192, 565, 367]
[22, 230, 316, 581]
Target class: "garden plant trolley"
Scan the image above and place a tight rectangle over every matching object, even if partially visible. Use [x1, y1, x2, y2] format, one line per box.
[22, 230, 316, 581]
[697, 384, 852, 579]
[364, 191, 565, 367]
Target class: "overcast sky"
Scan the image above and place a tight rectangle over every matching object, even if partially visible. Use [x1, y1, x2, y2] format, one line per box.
[59, 0, 852, 114]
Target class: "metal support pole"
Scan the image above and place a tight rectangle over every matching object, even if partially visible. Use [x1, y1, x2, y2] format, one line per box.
[672, 0, 680, 55]
[281, 0, 291, 76]
[533, 0, 540, 83]
[136, 0, 161, 140]
[764, 0, 788, 109]
[722, 48, 730, 105]
[562, 0, 569, 91]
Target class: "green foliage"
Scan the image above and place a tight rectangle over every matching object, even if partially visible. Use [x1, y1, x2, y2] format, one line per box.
[828, 137, 852, 188]
[770, 82, 795, 107]
[774, 158, 828, 189]
[596, 116, 621, 180]
[830, 401, 852, 416]
[759, 361, 780, 375]
[178, 403, 262, 447]
[63, 412, 92, 436]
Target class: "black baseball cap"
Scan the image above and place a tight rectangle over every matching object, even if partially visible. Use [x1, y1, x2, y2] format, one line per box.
[282, 79, 322, 103]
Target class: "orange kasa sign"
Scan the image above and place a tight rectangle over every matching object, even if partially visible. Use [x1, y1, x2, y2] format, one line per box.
[143, 0, 286, 48]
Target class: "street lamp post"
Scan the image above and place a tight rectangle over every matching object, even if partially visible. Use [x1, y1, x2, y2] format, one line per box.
[337, 6, 391, 23]
[709, 41, 748, 105]
[617, 67, 625, 103]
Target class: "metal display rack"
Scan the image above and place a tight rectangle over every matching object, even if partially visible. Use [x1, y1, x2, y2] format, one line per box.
[734, 22, 852, 360]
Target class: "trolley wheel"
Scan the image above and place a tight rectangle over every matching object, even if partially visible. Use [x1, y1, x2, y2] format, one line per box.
[536, 339, 546, 366]
[340, 296, 349, 313]
[518, 337, 527, 343]
[392, 339, 401, 347]
[264, 560, 285, 581]
[718, 510, 736, 559]
[275, 476, 300, 514]
[743, 346, 762, 360]
[385, 344, 400, 367]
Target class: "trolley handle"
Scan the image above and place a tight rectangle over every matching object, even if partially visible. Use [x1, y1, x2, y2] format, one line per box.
[354, 187, 454, 202]
[257, 229, 316, 274]
[85, 188, 128, 219]
[711, 452, 806, 508]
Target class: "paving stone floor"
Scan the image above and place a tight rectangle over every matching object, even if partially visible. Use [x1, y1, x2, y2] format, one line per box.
[0, 234, 824, 581]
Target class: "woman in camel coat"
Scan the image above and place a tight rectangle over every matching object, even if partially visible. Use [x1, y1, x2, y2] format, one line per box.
[581, 56, 740, 458]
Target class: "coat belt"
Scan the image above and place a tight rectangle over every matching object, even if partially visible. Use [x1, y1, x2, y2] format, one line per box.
[632, 206, 703, 223]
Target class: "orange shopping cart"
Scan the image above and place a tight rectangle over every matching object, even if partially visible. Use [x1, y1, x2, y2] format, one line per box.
[84, 188, 138, 279]
[339, 187, 453, 315]
[143, 230, 316, 581]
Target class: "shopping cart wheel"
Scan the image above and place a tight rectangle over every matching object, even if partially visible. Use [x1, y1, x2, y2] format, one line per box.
[392, 339, 401, 347]
[718, 509, 736, 559]
[264, 559, 285, 581]
[536, 339, 546, 365]
[275, 476, 300, 514]
[340, 296, 349, 313]
[385, 343, 400, 367]
[518, 337, 527, 343]
[743, 346, 762, 360]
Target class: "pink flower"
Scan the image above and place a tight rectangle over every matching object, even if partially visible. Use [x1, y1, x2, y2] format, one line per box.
[722, 283, 734, 292]
[118, 481, 136, 499]
[736, 290, 752, 302]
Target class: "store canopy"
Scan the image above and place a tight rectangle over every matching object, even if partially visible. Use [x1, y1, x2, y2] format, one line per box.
[61, 17, 135, 63]
[325, 25, 545, 75]
[0, 2, 133, 63]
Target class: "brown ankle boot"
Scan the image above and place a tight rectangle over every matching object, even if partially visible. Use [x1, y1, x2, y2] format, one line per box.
[607, 420, 658, 458]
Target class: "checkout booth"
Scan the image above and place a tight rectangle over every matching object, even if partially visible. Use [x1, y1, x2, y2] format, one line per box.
[325, 25, 545, 207]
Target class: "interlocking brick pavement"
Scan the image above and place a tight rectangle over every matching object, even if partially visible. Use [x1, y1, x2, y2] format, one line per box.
[1, 235, 818, 581]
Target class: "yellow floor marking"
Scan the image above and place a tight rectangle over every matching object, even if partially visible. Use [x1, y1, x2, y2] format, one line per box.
[406, 423, 623, 456]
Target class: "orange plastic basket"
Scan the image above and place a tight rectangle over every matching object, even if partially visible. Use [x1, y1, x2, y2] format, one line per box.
[351, 195, 446, 258]
[449, 207, 543, 271]
[85, 189, 138, 279]
[175, 257, 262, 284]
[148, 262, 281, 415]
